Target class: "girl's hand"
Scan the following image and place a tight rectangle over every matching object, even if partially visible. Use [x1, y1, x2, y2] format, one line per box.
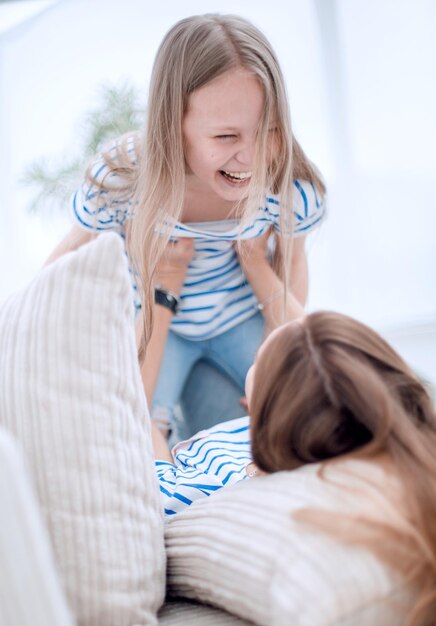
[156, 238, 194, 294]
[235, 228, 273, 267]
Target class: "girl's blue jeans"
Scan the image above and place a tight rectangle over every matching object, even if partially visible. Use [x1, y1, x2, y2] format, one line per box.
[152, 312, 264, 445]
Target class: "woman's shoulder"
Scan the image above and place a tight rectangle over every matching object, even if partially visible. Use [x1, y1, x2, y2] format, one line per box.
[171, 416, 250, 457]
[197, 415, 250, 439]
[157, 415, 251, 517]
[204, 415, 250, 437]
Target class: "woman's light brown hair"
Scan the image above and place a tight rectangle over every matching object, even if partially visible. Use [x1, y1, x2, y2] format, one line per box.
[250, 311, 436, 625]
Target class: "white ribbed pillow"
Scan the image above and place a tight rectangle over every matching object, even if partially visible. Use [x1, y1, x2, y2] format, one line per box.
[166, 460, 411, 626]
[0, 233, 165, 626]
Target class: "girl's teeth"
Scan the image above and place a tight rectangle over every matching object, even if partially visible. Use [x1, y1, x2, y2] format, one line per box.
[221, 170, 252, 181]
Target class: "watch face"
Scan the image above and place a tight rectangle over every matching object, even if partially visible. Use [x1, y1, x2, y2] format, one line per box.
[164, 293, 176, 310]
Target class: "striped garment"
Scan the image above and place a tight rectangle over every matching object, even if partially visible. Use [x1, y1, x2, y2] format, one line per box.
[71, 138, 326, 339]
[156, 416, 251, 518]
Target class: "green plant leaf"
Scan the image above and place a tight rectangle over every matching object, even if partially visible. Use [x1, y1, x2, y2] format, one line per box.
[21, 81, 145, 214]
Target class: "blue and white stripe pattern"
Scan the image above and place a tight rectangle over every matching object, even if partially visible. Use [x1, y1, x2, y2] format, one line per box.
[155, 416, 251, 518]
[71, 139, 326, 339]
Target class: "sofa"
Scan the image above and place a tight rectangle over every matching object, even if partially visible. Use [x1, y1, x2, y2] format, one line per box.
[0, 233, 414, 625]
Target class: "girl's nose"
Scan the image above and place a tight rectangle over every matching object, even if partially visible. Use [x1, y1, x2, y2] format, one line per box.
[235, 140, 255, 165]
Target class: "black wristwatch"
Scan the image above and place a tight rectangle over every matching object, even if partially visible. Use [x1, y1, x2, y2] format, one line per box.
[154, 287, 180, 314]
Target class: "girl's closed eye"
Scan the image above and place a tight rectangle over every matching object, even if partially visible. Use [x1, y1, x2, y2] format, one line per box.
[215, 134, 237, 141]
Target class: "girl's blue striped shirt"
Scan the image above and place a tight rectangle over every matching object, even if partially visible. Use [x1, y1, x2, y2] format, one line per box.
[71, 140, 326, 340]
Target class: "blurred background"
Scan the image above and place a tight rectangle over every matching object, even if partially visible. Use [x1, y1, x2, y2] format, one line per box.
[0, 0, 435, 385]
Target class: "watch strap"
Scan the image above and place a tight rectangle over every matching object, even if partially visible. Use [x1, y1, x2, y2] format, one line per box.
[154, 287, 180, 314]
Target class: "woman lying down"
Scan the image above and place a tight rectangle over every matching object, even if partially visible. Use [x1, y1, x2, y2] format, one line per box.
[142, 241, 436, 624]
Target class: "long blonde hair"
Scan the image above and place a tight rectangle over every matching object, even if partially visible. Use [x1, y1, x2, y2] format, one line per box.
[250, 311, 436, 625]
[86, 14, 326, 347]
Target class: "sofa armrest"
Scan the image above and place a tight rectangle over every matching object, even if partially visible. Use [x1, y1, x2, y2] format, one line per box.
[0, 427, 74, 626]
